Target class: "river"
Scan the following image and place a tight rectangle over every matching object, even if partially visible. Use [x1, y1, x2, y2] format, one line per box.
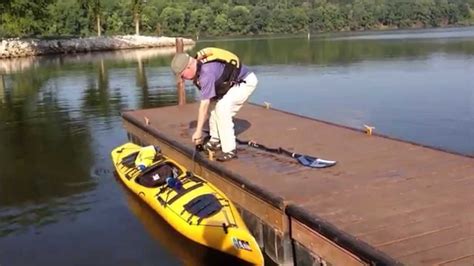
[0, 27, 473, 265]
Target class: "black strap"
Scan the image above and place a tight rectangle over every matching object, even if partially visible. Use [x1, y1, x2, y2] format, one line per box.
[235, 138, 336, 168]
[193, 61, 203, 90]
[166, 183, 204, 206]
[235, 139, 296, 158]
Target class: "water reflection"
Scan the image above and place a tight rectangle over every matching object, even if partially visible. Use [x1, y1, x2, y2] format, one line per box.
[0, 44, 197, 241]
[0, 75, 5, 103]
[120, 182, 250, 266]
[196, 28, 474, 66]
[0, 80, 95, 235]
[0, 192, 95, 237]
[81, 59, 115, 119]
[329, 27, 474, 41]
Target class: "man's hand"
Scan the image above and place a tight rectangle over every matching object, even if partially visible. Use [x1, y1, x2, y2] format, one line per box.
[192, 130, 203, 144]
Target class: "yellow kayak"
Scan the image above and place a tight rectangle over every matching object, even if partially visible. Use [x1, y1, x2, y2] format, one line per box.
[111, 142, 264, 265]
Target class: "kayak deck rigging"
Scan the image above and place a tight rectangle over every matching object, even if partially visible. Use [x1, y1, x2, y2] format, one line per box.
[111, 142, 263, 265]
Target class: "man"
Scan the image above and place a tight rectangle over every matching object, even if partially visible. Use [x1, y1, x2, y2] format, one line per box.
[170, 47, 258, 161]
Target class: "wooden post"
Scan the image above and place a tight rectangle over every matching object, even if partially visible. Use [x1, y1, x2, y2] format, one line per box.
[176, 38, 186, 105]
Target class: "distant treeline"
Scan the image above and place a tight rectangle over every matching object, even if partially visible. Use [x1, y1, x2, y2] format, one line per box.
[1, 0, 473, 38]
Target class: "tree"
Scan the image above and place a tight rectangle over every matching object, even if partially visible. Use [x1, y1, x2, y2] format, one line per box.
[47, 0, 86, 36]
[209, 0, 230, 16]
[249, 6, 271, 33]
[91, 0, 103, 36]
[228, 6, 251, 34]
[351, 0, 377, 30]
[189, 8, 213, 36]
[104, 11, 126, 35]
[268, 9, 292, 33]
[1, 0, 473, 38]
[211, 14, 229, 35]
[309, 3, 346, 32]
[78, 0, 103, 36]
[159, 7, 185, 35]
[0, 0, 54, 37]
[288, 7, 309, 33]
[140, 0, 163, 35]
[132, 0, 146, 35]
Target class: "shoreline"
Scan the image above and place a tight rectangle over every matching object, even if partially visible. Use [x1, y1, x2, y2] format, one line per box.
[0, 46, 194, 75]
[0, 35, 195, 59]
[196, 25, 474, 41]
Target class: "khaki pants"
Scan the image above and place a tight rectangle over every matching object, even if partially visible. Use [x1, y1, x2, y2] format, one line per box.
[209, 72, 258, 153]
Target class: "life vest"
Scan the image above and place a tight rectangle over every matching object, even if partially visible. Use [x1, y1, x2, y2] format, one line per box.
[193, 47, 243, 100]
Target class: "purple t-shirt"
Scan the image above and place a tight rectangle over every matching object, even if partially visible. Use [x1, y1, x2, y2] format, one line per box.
[198, 62, 250, 100]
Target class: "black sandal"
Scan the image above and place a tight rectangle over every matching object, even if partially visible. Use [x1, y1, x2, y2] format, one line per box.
[216, 150, 237, 161]
[203, 140, 221, 154]
[204, 140, 221, 150]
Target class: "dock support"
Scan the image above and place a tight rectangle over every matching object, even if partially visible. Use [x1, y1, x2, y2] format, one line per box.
[175, 38, 186, 105]
[294, 242, 324, 266]
[239, 207, 294, 265]
[124, 122, 296, 265]
[123, 122, 337, 266]
[263, 224, 294, 265]
[121, 113, 401, 266]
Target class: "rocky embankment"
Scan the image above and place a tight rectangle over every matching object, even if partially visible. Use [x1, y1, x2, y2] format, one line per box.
[0, 35, 195, 59]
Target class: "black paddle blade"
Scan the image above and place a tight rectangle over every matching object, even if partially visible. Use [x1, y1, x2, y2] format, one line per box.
[296, 155, 337, 168]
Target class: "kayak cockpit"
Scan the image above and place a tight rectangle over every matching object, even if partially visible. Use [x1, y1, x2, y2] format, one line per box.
[136, 162, 181, 188]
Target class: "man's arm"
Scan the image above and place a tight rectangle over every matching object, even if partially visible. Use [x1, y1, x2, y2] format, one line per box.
[192, 99, 210, 143]
[192, 65, 216, 143]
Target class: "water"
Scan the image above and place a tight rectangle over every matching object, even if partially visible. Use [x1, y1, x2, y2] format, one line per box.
[1, 27, 473, 265]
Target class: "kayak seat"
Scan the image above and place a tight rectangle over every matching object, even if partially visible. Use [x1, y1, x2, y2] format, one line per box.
[136, 163, 179, 188]
[183, 194, 222, 220]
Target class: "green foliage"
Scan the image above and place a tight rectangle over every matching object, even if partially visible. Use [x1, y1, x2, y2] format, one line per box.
[289, 7, 309, 32]
[159, 7, 185, 35]
[249, 6, 271, 33]
[0, 0, 473, 38]
[211, 14, 230, 35]
[228, 6, 251, 34]
[350, 0, 377, 29]
[309, 3, 347, 31]
[189, 8, 213, 35]
[46, 0, 87, 36]
[1, 0, 54, 37]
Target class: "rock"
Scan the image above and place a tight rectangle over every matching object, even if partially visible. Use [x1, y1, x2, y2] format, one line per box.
[0, 35, 195, 59]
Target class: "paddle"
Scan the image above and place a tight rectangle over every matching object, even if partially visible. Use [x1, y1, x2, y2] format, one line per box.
[199, 129, 336, 168]
[235, 139, 337, 169]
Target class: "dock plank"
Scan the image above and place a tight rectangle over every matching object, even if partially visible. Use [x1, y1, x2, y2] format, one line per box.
[381, 223, 474, 258]
[441, 254, 474, 266]
[123, 103, 474, 265]
[316, 166, 474, 227]
[399, 237, 474, 265]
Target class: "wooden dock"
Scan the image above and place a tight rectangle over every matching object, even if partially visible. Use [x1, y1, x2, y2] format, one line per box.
[121, 102, 474, 266]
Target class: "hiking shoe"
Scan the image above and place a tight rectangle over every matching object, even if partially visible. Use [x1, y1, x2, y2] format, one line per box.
[216, 150, 237, 162]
